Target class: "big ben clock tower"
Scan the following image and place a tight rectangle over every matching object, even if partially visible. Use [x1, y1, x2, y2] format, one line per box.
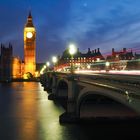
[24, 11, 36, 76]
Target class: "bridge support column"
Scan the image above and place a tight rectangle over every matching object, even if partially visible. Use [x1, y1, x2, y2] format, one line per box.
[40, 73, 47, 87]
[41, 72, 52, 93]
[67, 77, 76, 113]
[46, 73, 53, 93]
[43, 73, 50, 92]
[60, 75, 78, 123]
[48, 73, 57, 100]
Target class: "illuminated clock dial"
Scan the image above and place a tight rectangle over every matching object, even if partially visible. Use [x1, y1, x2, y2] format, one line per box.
[26, 32, 33, 38]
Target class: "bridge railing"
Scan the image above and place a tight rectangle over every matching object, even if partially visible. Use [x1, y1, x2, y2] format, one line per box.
[73, 73, 140, 85]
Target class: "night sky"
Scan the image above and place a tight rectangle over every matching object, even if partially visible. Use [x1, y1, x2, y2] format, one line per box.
[0, 0, 140, 62]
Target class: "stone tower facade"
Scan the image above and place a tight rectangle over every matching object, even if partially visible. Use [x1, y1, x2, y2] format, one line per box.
[24, 11, 36, 75]
[0, 43, 13, 80]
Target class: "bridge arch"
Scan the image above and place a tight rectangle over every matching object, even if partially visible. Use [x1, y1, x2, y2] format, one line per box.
[56, 79, 68, 99]
[76, 87, 139, 119]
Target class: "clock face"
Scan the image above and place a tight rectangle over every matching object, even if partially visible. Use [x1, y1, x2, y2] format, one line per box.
[26, 32, 33, 38]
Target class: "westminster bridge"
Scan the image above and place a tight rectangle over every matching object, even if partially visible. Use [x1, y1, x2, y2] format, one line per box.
[40, 72, 140, 123]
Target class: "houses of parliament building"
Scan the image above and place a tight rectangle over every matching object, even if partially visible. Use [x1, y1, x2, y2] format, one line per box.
[0, 12, 37, 80]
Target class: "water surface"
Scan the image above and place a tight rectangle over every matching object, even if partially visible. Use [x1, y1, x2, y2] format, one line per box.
[0, 82, 139, 140]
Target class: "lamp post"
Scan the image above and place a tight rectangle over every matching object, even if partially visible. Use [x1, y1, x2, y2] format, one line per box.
[46, 61, 50, 71]
[52, 56, 57, 71]
[69, 44, 77, 74]
[40, 64, 46, 75]
[105, 61, 110, 72]
[43, 65, 47, 69]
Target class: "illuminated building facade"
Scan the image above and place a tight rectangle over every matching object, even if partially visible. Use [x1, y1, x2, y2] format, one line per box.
[0, 12, 38, 80]
[12, 57, 22, 78]
[24, 12, 36, 76]
[56, 47, 140, 71]
[107, 48, 134, 61]
[57, 48, 105, 71]
[127, 52, 140, 70]
[106, 48, 134, 70]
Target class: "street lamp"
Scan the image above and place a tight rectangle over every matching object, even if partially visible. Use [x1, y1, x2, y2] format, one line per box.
[105, 61, 110, 72]
[46, 61, 50, 67]
[52, 56, 57, 71]
[43, 65, 47, 69]
[46, 61, 50, 71]
[40, 67, 45, 75]
[69, 44, 77, 73]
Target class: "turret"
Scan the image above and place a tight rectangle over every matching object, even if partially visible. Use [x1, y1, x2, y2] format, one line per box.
[25, 11, 34, 27]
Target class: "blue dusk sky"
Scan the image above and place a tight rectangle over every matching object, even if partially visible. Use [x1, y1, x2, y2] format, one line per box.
[0, 0, 140, 62]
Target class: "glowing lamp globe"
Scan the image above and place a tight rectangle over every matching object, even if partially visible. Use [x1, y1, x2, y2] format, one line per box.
[69, 44, 77, 55]
[106, 62, 110, 67]
[52, 56, 57, 63]
[46, 62, 50, 67]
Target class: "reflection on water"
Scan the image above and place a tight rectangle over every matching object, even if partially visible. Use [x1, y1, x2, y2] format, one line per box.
[0, 82, 140, 140]
[0, 82, 80, 140]
[13, 82, 38, 140]
[0, 82, 38, 140]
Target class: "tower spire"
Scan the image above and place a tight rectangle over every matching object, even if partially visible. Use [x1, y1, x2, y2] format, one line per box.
[25, 11, 34, 27]
[28, 10, 32, 18]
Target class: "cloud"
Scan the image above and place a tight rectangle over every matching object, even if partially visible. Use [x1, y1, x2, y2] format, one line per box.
[59, 0, 140, 55]
[1, 0, 140, 62]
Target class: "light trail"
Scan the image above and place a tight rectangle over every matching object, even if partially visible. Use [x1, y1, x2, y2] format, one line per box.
[75, 70, 140, 75]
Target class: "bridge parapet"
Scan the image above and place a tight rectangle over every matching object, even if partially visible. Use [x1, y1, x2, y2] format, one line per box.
[77, 73, 140, 85]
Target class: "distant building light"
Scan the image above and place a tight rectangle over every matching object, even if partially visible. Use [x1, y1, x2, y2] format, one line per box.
[23, 73, 28, 79]
[46, 62, 50, 67]
[52, 56, 57, 63]
[106, 62, 110, 67]
[35, 71, 39, 77]
[87, 65, 91, 69]
[97, 58, 100, 62]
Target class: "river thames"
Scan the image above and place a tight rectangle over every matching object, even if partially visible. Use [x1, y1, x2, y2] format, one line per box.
[0, 82, 139, 140]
